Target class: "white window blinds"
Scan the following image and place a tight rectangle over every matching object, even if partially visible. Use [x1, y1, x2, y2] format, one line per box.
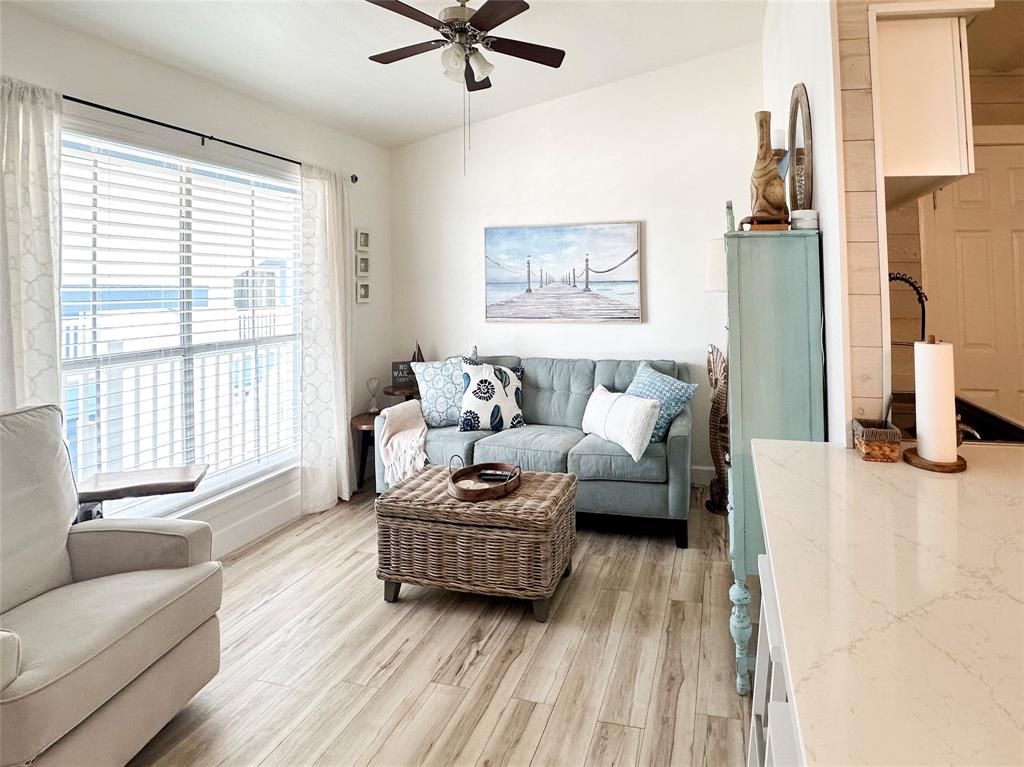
[59, 125, 302, 515]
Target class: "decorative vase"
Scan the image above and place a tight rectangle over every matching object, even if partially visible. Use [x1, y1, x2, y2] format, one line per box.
[750, 111, 788, 220]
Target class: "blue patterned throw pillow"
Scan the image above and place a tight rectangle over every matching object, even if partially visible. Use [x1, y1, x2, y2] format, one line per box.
[625, 362, 698, 442]
[459, 360, 524, 432]
[411, 349, 479, 428]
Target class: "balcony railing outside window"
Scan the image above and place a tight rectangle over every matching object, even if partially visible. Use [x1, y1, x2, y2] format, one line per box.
[59, 131, 302, 515]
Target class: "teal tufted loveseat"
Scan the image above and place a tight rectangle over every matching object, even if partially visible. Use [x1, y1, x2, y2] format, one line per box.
[374, 356, 692, 547]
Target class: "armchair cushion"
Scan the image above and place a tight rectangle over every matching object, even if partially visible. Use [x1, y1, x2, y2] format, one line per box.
[0, 562, 222, 766]
[67, 518, 213, 582]
[0, 404, 78, 613]
[1, 630, 20, 691]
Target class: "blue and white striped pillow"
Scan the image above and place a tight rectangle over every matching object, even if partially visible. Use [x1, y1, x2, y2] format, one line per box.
[624, 362, 698, 442]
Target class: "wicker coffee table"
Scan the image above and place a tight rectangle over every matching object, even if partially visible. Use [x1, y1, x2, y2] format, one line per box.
[374, 465, 577, 622]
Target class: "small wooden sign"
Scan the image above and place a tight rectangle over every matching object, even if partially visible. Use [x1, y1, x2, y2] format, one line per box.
[391, 361, 416, 387]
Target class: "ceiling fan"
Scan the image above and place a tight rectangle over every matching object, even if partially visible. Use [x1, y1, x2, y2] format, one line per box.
[366, 0, 566, 92]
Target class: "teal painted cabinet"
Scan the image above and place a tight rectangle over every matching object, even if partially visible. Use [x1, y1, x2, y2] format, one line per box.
[726, 230, 825, 695]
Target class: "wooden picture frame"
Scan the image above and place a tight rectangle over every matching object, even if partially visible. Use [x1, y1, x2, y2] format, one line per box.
[356, 229, 371, 252]
[484, 221, 643, 323]
[356, 280, 370, 304]
[356, 254, 370, 277]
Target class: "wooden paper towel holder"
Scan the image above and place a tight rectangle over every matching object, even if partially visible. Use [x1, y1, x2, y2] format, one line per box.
[903, 448, 966, 473]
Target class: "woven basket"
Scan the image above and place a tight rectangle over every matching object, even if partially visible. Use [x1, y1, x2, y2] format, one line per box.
[375, 466, 577, 600]
[852, 418, 901, 463]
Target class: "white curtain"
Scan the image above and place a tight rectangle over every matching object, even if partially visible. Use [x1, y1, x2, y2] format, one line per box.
[300, 166, 355, 513]
[0, 77, 62, 411]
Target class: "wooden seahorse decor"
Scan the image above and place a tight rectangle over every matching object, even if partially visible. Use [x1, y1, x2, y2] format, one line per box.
[706, 344, 729, 515]
[750, 110, 789, 221]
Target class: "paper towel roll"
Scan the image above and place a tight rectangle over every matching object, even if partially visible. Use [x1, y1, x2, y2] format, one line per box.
[914, 340, 957, 463]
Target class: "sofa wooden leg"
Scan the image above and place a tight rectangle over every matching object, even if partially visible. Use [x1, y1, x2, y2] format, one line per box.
[674, 521, 688, 549]
[532, 598, 550, 623]
[384, 580, 401, 602]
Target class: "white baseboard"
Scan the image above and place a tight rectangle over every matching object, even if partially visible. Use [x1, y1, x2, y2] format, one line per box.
[180, 467, 300, 559]
[691, 464, 715, 487]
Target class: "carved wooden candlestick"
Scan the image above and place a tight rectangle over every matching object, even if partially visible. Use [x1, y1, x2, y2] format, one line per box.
[750, 110, 788, 222]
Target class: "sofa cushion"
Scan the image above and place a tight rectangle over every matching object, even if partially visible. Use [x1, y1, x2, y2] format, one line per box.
[569, 433, 668, 483]
[0, 562, 222, 766]
[521, 358, 595, 429]
[595, 359, 680, 392]
[478, 355, 522, 370]
[425, 427, 492, 467]
[580, 386, 659, 462]
[625, 362, 699, 442]
[0, 404, 78, 613]
[459, 360, 524, 432]
[411, 357, 468, 428]
[473, 425, 585, 473]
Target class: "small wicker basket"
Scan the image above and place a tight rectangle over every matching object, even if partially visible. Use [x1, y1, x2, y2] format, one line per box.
[851, 418, 901, 463]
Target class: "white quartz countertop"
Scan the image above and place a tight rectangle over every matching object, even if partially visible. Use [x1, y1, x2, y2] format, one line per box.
[751, 440, 1024, 766]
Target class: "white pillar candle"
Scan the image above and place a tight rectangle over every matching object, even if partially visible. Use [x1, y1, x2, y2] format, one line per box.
[914, 340, 957, 463]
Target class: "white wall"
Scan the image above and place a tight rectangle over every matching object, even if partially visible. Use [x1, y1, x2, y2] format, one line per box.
[762, 0, 851, 445]
[1, 4, 393, 553]
[390, 44, 764, 479]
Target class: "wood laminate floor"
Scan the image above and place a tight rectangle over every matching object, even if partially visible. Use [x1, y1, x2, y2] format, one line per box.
[129, 487, 758, 767]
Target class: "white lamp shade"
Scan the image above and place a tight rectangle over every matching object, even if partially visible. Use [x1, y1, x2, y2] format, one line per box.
[704, 237, 727, 293]
[441, 43, 466, 74]
[468, 50, 494, 80]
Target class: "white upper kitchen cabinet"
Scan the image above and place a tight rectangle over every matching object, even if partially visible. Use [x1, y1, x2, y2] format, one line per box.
[876, 16, 975, 207]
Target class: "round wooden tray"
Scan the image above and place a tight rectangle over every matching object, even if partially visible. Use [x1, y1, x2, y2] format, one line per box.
[447, 461, 522, 502]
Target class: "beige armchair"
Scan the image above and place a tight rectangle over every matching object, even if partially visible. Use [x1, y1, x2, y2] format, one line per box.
[0, 405, 222, 767]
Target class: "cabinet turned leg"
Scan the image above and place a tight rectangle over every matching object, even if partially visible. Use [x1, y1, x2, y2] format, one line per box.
[532, 598, 550, 623]
[383, 581, 401, 602]
[729, 578, 753, 695]
[674, 521, 688, 549]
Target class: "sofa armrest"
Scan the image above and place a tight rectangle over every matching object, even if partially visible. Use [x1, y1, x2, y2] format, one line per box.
[374, 413, 388, 494]
[666, 408, 693, 520]
[1, 630, 20, 691]
[68, 518, 214, 582]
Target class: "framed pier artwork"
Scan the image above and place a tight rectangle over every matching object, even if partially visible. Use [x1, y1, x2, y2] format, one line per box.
[484, 221, 642, 322]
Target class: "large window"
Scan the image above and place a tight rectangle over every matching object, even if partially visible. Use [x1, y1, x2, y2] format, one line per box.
[59, 127, 301, 514]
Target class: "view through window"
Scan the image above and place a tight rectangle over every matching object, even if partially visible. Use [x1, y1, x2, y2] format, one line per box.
[60, 130, 302, 513]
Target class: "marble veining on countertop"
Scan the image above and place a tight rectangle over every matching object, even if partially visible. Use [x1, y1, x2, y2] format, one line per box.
[751, 440, 1024, 766]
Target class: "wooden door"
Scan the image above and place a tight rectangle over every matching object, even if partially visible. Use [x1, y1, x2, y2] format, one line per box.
[928, 143, 1024, 422]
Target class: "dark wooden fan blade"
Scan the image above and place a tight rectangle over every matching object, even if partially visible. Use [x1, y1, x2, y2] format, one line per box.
[366, 0, 444, 30]
[468, 0, 529, 32]
[464, 63, 492, 91]
[486, 36, 565, 68]
[369, 39, 446, 64]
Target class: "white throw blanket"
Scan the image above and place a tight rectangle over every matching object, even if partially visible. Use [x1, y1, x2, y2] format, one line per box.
[379, 400, 428, 486]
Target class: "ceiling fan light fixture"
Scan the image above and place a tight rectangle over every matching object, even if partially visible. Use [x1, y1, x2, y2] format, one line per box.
[440, 42, 467, 74]
[468, 49, 493, 80]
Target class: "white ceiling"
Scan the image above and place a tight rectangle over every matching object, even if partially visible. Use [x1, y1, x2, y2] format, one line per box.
[20, 0, 766, 147]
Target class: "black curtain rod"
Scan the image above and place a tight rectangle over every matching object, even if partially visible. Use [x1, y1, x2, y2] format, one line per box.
[62, 95, 358, 183]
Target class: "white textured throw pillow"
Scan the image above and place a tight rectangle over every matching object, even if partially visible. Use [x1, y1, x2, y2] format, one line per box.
[581, 385, 659, 462]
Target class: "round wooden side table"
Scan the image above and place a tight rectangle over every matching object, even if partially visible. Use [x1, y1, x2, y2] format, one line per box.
[383, 383, 419, 401]
[351, 411, 378, 490]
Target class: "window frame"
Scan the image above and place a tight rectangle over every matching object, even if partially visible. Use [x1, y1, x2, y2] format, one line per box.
[59, 104, 302, 518]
